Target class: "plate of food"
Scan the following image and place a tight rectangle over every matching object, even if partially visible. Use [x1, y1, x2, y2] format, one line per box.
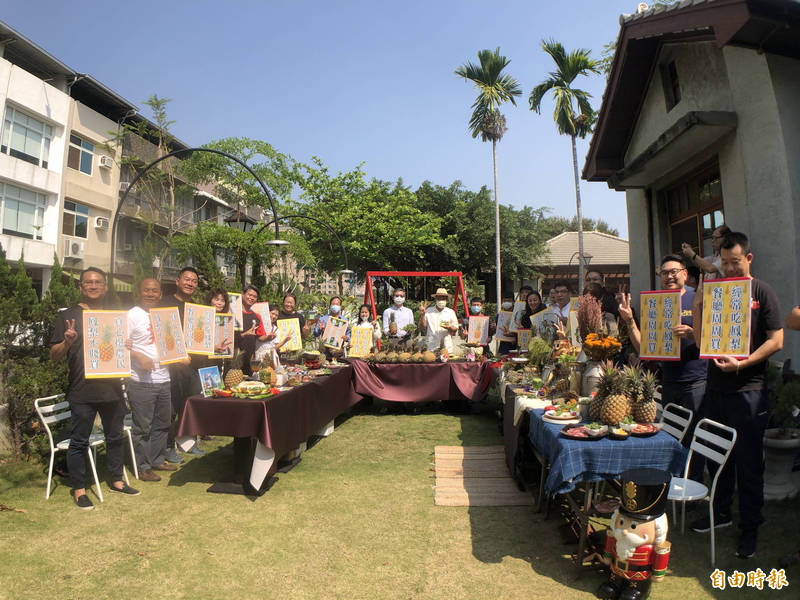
[608, 426, 630, 440]
[510, 357, 529, 363]
[622, 422, 663, 437]
[543, 407, 580, 424]
[561, 424, 607, 440]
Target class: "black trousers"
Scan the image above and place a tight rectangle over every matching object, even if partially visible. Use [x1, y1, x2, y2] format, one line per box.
[67, 400, 126, 490]
[702, 386, 769, 531]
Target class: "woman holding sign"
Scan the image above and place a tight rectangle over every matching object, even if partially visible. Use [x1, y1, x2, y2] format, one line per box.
[351, 304, 382, 352]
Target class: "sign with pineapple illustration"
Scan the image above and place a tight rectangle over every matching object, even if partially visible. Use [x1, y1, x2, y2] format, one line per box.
[639, 290, 682, 361]
[251, 301, 271, 332]
[322, 317, 348, 349]
[183, 303, 216, 355]
[699, 277, 751, 359]
[82, 310, 131, 378]
[349, 326, 373, 358]
[212, 312, 235, 358]
[277, 318, 302, 352]
[228, 292, 244, 331]
[149, 307, 188, 364]
[467, 315, 490, 345]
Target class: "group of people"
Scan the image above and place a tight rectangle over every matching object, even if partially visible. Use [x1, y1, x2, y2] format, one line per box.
[50, 265, 312, 510]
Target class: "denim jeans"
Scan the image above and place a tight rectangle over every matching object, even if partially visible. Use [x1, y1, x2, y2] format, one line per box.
[127, 380, 172, 470]
[67, 400, 126, 490]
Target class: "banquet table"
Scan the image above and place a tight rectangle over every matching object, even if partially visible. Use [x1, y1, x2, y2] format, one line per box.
[348, 359, 496, 403]
[176, 366, 362, 492]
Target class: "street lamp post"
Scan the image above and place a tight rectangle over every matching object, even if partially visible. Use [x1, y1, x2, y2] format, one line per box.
[569, 251, 593, 294]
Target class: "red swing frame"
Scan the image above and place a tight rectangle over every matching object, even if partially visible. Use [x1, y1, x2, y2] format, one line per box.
[363, 271, 469, 322]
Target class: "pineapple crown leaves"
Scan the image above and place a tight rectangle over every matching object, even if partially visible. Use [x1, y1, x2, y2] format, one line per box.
[229, 350, 246, 369]
[622, 364, 643, 402]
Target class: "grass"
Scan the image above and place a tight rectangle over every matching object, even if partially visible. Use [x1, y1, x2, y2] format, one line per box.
[1, 403, 798, 599]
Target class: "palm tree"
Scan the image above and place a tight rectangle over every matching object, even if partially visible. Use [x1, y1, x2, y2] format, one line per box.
[456, 48, 521, 304]
[529, 39, 599, 292]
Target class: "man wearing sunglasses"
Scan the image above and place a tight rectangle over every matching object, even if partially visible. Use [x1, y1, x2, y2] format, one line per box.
[619, 254, 706, 432]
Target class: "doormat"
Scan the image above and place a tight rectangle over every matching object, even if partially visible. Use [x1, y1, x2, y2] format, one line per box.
[433, 446, 533, 507]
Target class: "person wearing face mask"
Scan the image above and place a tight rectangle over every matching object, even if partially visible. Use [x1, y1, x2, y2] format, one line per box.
[382, 287, 415, 341]
[352, 303, 382, 351]
[419, 288, 459, 352]
[314, 296, 351, 344]
[460, 297, 496, 354]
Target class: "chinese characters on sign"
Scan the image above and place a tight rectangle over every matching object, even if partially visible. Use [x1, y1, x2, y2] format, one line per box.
[496, 311, 515, 342]
[700, 277, 751, 359]
[183, 303, 216, 355]
[509, 301, 526, 332]
[710, 568, 788, 590]
[149, 307, 188, 365]
[278, 318, 302, 352]
[467, 316, 490, 346]
[251, 301, 271, 332]
[228, 292, 243, 331]
[82, 310, 131, 378]
[349, 326, 373, 358]
[517, 328, 531, 351]
[212, 313, 234, 359]
[638, 290, 682, 361]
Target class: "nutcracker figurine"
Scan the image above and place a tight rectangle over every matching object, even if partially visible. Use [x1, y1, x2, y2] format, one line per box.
[596, 468, 671, 600]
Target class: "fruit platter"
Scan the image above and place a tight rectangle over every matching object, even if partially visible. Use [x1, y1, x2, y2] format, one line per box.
[212, 381, 280, 400]
[620, 422, 663, 437]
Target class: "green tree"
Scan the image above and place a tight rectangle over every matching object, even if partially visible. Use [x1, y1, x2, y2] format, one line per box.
[529, 39, 599, 292]
[541, 215, 619, 239]
[456, 47, 522, 302]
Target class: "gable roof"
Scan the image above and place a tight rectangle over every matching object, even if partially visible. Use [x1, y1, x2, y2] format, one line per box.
[540, 231, 630, 267]
[582, 0, 800, 183]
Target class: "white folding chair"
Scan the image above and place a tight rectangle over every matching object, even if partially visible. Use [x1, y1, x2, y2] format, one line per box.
[123, 414, 138, 480]
[34, 394, 106, 502]
[660, 402, 693, 444]
[668, 418, 737, 565]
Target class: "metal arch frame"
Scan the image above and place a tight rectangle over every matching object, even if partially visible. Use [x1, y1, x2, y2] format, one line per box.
[108, 147, 281, 285]
[254, 213, 350, 274]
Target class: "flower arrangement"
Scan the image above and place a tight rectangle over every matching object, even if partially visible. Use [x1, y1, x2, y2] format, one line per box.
[577, 294, 603, 340]
[582, 332, 622, 361]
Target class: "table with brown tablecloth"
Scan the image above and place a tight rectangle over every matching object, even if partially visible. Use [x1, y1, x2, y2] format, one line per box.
[348, 359, 496, 403]
[176, 366, 362, 490]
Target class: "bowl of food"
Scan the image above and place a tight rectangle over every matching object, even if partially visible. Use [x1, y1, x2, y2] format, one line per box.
[583, 422, 608, 438]
[608, 426, 630, 440]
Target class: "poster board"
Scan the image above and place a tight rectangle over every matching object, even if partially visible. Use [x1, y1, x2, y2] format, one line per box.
[569, 297, 581, 313]
[516, 328, 532, 351]
[509, 301, 526, 332]
[467, 315, 490, 345]
[198, 366, 222, 397]
[567, 311, 580, 348]
[349, 326, 373, 358]
[149, 307, 188, 365]
[699, 277, 751, 360]
[183, 303, 216, 355]
[212, 312, 235, 359]
[495, 310, 515, 342]
[228, 292, 243, 331]
[322, 317, 349, 349]
[277, 318, 303, 352]
[251, 301, 271, 333]
[82, 310, 131, 378]
[639, 290, 682, 361]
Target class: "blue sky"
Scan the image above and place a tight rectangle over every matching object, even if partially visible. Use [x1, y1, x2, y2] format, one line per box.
[5, 0, 637, 237]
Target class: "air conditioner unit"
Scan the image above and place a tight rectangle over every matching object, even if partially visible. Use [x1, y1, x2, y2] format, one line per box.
[98, 155, 114, 169]
[64, 239, 86, 260]
[119, 181, 130, 192]
[94, 216, 109, 230]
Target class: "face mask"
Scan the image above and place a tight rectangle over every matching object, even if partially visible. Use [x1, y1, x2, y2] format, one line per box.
[470, 305, 481, 314]
[360, 315, 369, 322]
[502, 302, 513, 310]
[394, 296, 404, 305]
[436, 300, 446, 309]
[330, 304, 341, 314]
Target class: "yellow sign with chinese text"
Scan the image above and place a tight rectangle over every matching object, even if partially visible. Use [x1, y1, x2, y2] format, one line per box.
[639, 291, 682, 361]
[699, 277, 751, 359]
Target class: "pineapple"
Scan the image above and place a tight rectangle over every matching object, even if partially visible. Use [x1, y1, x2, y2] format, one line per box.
[99, 325, 114, 362]
[373, 351, 387, 363]
[386, 351, 399, 363]
[224, 351, 246, 388]
[622, 365, 642, 405]
[399, 352, 412, 363]
[633, 370, 659, 423]
[422, 350, 436, 363]
[164, 321, 176, 351]
[388, 312, 398, 336]
[194, 315, 205, 343]
[589, 360, 618, 420]
[600, 368, 630, 426]
[411, 351, 424, 363]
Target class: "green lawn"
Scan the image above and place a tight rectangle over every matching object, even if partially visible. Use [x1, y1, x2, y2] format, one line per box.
[1, 404, 797, 599]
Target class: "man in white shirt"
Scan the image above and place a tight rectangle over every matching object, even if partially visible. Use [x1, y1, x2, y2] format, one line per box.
[419, 287, 459, 352]
[382, 287, 415, 341]
[127, 279, 176, 482]
[550, 280, 572, 325]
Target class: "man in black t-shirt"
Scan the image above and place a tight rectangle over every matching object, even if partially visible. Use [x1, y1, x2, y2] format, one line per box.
[50, 267, 140, 510]
[690, 232, 784, 560]
[236, 285, 269, 375]
[276, 292, 308, 340]
[158, 266, 204, 460]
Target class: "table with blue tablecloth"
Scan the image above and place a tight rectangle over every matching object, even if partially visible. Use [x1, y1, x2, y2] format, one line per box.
[527, 409, 687, 496]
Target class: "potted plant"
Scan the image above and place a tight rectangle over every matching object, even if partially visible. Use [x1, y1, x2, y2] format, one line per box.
[763, 364, 800, 501]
